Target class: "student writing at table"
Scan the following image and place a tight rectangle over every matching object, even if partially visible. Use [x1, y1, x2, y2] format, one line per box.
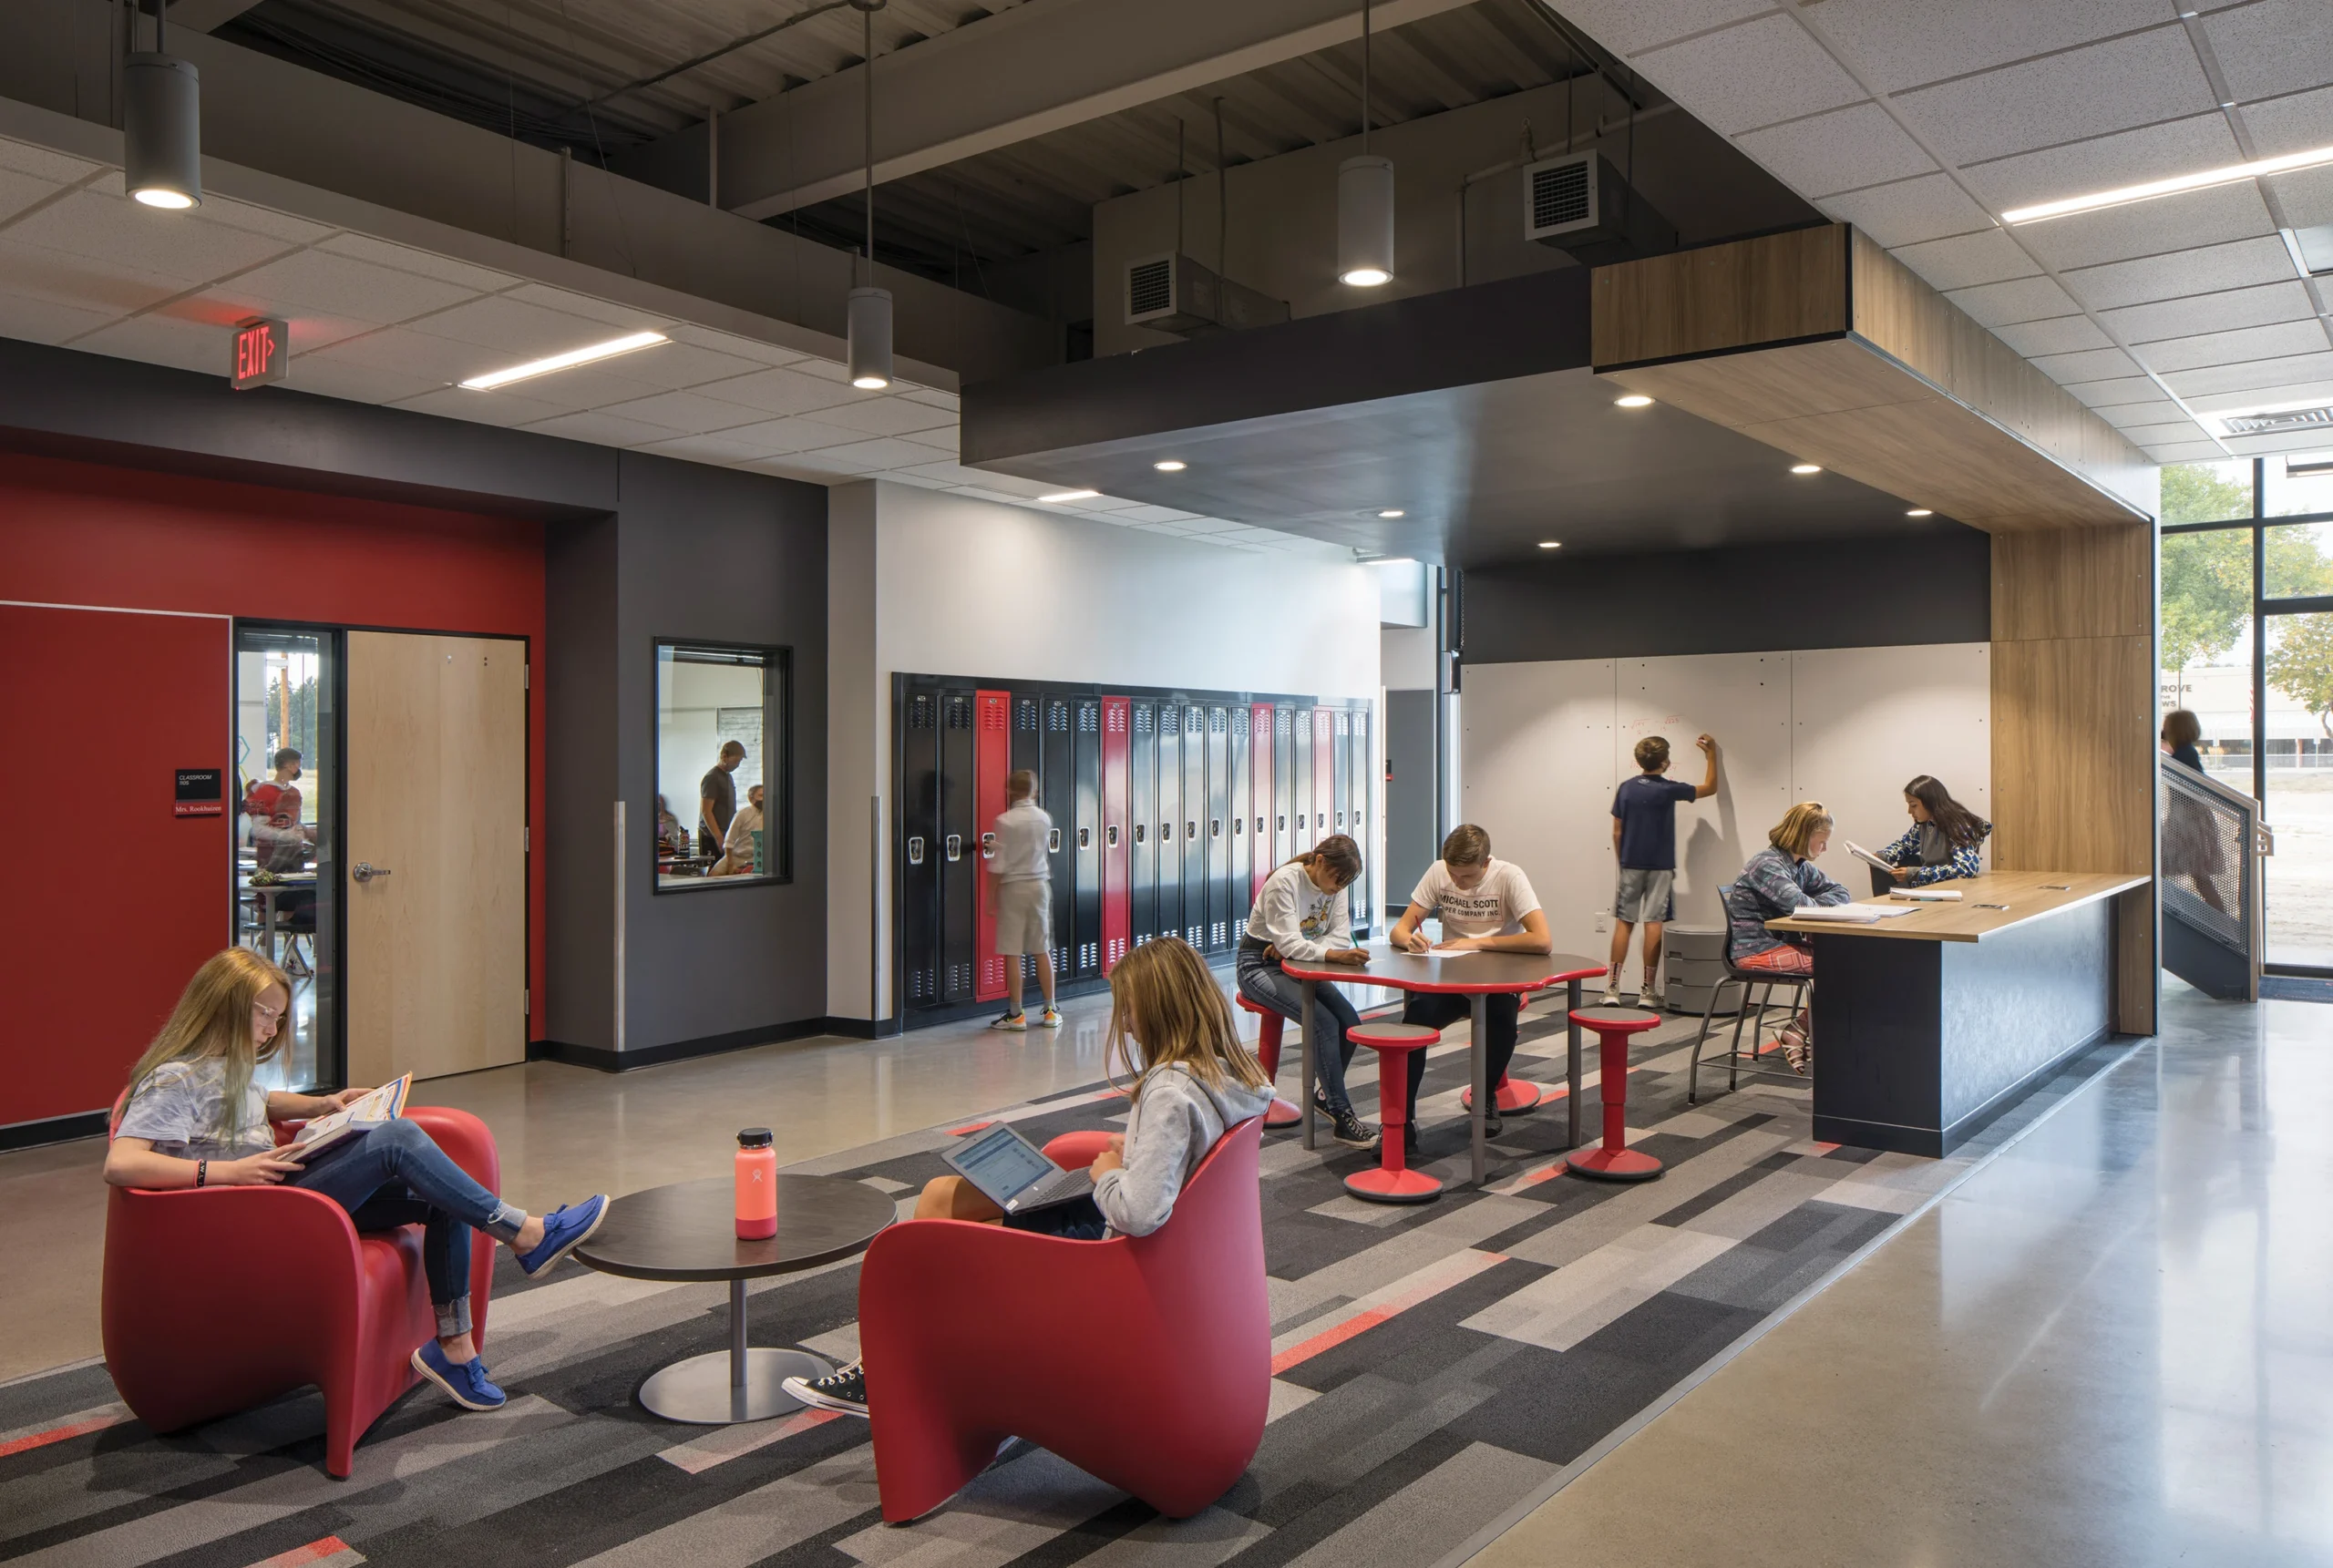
[1730, 802, 1854, 1073]
[1870, 774, 1990, 893]
[1387, 825, 1553, 1150]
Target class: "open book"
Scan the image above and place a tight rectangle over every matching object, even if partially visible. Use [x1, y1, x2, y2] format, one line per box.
[1844, 840, 1897, 874]
[1785, 904, 1887, 924]
[286, 1072, 413, 1160]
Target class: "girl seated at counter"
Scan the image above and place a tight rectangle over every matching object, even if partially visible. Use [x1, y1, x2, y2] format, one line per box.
[1730, 802, 1854, 1072]
[1872, 774, 1990, 891]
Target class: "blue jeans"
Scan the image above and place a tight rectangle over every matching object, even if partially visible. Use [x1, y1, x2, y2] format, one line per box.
[1235, 948, 1361, 1112]
[289, 1118, 524, 1337]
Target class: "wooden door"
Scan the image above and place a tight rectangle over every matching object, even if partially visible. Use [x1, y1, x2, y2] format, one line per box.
[346, 631, 527, 1084]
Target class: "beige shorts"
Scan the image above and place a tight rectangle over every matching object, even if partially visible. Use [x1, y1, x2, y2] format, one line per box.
[996, 877, 1053, 955]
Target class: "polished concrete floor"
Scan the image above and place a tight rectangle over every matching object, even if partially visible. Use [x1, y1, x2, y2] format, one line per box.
[1470, 978, 2333, 1568]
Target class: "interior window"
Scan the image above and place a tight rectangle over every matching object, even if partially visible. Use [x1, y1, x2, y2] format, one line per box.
[655, 642, 786, 889]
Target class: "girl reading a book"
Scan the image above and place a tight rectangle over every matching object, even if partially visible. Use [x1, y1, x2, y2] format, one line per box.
[1727, 803, 1855, 1072]
[105, 947, 609, 1413]
[1873, 775, 1990, 890]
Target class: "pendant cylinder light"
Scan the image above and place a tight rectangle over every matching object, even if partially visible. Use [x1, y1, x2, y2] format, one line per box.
[124, 2, 201, 212]
[1336, 0, 1391, 286]
[846, 0, 893, 389]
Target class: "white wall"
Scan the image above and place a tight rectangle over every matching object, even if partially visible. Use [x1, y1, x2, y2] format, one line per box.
[827, 480, 1381, 1020]
[1461, 644, 1991, 961]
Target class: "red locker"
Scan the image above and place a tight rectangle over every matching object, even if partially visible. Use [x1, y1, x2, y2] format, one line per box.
[974, 689, 1012, 1000]
[1249, 701, 1276, 897]
[1312, 708, 1336, 849]
[1102, 697, 1131, 971]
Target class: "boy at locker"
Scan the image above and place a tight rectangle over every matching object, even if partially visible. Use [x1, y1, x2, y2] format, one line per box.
[1608, 733, 1718, 1009]
[990, 769, 1061, 1030]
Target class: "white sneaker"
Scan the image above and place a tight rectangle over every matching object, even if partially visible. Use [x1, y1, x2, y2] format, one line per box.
[1640, 983, 1665, 1011]
[1601, 988, 1625, 1007]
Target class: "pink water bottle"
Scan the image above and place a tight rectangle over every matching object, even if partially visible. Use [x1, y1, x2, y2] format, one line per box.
[735, 1127, 776, 1239]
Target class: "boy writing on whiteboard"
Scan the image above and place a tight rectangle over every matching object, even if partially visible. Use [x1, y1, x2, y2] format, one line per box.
[1608, 733, 1718, 1009]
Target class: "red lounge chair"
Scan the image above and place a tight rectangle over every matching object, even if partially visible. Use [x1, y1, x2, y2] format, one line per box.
[101, 1096, 500, 1478]
[858, 1117, 1269, 1522]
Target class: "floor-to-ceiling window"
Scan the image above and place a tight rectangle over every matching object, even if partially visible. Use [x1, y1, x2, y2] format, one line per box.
[233, 625, 340, 1086]
[2163, 456, 2333, 973]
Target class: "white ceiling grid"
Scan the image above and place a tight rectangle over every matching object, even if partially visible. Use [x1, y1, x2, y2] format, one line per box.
[0, 132, 1325, 556]
[1548, 0, 2333, 464]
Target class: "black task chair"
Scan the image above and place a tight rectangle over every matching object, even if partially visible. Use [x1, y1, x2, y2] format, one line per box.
[1687, 884, 1814, 1103]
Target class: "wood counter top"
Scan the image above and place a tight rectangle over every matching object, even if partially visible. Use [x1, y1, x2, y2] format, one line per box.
[1763, 870, 2149, 944]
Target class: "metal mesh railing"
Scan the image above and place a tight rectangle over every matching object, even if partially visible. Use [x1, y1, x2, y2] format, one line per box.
[2161, 763, 2256, 955]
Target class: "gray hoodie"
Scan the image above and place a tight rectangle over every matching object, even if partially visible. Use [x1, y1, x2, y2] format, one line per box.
[1091, 1062, 1274, 1237]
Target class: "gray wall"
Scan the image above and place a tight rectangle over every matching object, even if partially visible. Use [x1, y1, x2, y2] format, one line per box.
[1461, 529, 1991, 666]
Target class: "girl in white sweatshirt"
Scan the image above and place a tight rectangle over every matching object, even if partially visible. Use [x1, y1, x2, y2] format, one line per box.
[785, 935, 1274, 1418]
[1236, 835, 1376, 1147]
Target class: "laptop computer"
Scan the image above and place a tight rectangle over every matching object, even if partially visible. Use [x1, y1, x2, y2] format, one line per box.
[942, 1122, 1096, 1215]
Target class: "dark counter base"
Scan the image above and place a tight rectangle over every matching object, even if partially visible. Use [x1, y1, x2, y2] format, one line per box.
[1811, 897, 2113, 1156]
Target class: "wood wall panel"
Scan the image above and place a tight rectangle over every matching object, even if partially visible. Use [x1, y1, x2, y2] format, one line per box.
[1591, 224, 1846, 368]
[1991, 527, 2152, 642]
[1989, 633, 2153, 875]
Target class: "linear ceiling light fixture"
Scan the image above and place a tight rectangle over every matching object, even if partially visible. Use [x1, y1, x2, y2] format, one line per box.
[1790, 463, 1823, 475]
[846, 0, 894, 391]
[1154, 459, 1187, 472]
[124, 0, 200, 210]
[1336, 0, 1395, 287]
[1537, 539, 1562, 549]
[1039, 489, 1100, 503]
[1614, 394, 1653, 408]
[1906, 508, 1933, 518]
[459, 331, 668, 390]
[1378, 508, 1406, 518]
[2001, 143, 2333, 224]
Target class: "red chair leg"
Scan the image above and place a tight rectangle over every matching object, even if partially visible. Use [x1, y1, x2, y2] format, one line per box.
[1567, 1025, 1663, 1183]
[1346, 1047, 1441, 1204]
[1461, 1073, 1544, 1113]
[1251, 1012, 1300, 1129]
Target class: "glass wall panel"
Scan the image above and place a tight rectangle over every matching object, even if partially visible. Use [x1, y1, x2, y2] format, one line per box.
[2162, 458, 2255, 524]
[234, 626, 337, 1088]
[655, 642, 787, 888]
[2262, 611, 2333, 968]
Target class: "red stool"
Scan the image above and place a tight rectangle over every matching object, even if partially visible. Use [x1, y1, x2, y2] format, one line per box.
[1566, 1007, 1664, 1183]
[1235, 995, 1302, 1129]
[1343, 1021, 1444, 1204]
[1460, 1075, 1543, 1114]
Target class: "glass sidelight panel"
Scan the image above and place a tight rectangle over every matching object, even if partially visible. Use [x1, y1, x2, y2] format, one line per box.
[233, 625, 337, 1089]
[2262, 610, 2333, 968]
[656, 642, 789, 888]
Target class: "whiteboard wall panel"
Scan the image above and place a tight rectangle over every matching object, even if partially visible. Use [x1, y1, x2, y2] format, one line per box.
[1460, 643, 1990, 968]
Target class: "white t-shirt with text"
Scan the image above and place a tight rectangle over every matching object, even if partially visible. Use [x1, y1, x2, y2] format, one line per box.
[1409, 857, 1542, 940]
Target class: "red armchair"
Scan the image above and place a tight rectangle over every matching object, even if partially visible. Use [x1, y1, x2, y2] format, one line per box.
[858, 1117, 1269, 1522]
[101, 1100, 500, 1479]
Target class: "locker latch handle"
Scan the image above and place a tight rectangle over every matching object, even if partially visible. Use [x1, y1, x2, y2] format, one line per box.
[1231, 817, 1241, 835]
[1106, 825, 1119, 846]
[1277, 815, 1286, 831]
[1161, 821, 1173, 839]
[1186, 821, 1197, 840]
[979, 832, 996, 858]
[1134, 824, 1146, 844]
[907, 835, 925, 866]
[944, 835, 962, 862]
[1210, 818, 1221, 838]
[1337, 812, 1345, 828]
[1048, 828, 1063, 853]
[1296, 815, 1307, 831]
[1078, 826, 1091, 849]
[1256, 816, 1266, 834]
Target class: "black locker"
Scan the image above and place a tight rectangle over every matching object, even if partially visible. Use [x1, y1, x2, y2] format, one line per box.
[900, 689, 940, 1008]
[1332, 708, 1351, 841]
[1180, 704, 1207, 947]
[1206, 704, 1230, 951]
[1156, 703, 1181, 953]
[1130, 701, 1156, 948]
[1012, 694, 1043, 984]
[1228, 706, 1251, 938]
[1074, 698, 1101, 976]
[1349, 705, 1372, 936]
[940, 690, 976, 1002]
[1043, 696, 1074, 979]
[1291, 704, 1312, 852]
[1274, 705, 1295, 865]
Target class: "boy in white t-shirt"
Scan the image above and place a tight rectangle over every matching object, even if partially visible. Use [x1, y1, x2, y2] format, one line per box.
[988, 770, 1060, 1030]
[1386, 825, 1554, 1148]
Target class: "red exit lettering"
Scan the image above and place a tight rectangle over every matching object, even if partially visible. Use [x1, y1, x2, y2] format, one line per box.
[231, 318, 287, 390]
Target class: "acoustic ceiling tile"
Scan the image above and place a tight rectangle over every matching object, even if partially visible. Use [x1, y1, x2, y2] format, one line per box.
[1957, 112, 2245, 215]
[225, 248, 482, 325]
[2241, 83, 2333, 159]
[0, 168, 65, 226]
[1736, 102, 1937, 198]
[755, 452, 885, 481]
[315, 232, 519, 292]
[63, 313, 233, 378]
[898, 386, 961, 411]
[695, 364, 860, 417]
[7, 188, 293, 285]
[2187, 378, 2333, 415]
[2091, 397, 2190, 426]
[1889, 227, 2041, 291]
[663, 322, 809, 366]
[1808, 0, 2176, 95]
[629, 431, 796, 466]
[2146, 441, 2235, 461]
[303, 326, 502, 384]
[591, 389, 768, 434]
[0, 235, 184, 315]
[197, 198, 336, 245]
[2140, 319, 2333, 374]
[2161, 350, 2333, 399]
[499, 282, 657, 328]
[2260, 163, 2333, 230]
[0, 137, 100, 184]
[2030, 345, 2144, 384]
[506, 364, 666, 409]
[0, 288, 113, 343]
[408, 292, 658, 357]
[2058, 234, 2297, 310]
[787, 356, 856, 384]
[2118, 420, 2214, 446]
[2012, 180, 2276, 272]
[802, 395, 956, 437]
[2205, 0, 2333, 104]
[2060, 374, 2163, 406]
[518, 409, 677, 448]
[1889, 27, 2217, 167]
[705, 415, 869, 456]
[149, 292, 374, 354]
[804, 436, 964, 470]
[1543, 0, 1777, 58]
[270, 353, 443, 406]
[2101, 280, 2318, 343]
[1943, 274, 2082, 327]
[1631, 14, 1865, 137]
[1989, 314, 2114, 357]
[589, 340, 769, 391]
[388, 385, 570, 427]
[1822, 174, 1991, 248]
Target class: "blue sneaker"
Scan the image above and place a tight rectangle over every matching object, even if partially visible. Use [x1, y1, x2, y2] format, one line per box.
[412, 1340, 507, 1410]
[516, 1194, 608, 1277]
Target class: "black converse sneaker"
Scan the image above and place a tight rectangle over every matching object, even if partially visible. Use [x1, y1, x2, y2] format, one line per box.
[783, 1360, 868, 1418]
[1316, 1096, 1379, 1147]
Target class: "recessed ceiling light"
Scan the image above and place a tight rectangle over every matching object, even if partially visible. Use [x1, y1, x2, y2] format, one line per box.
[1363, 556, 1416, 566]
[1790, 463, 1823, 475]
[1537, 540, 1561, 549]
[1906, 507, 1933, 518]
[1614, 394, 1653, 408]
[2001, 141, 2333, 223]
[460, 331, 668, 390]
[1154, 459, 1187, 472]
[1040, 489, 1100, 504]
[1378, 508, 1406, 518]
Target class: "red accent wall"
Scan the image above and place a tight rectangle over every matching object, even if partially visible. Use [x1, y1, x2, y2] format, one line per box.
[0, 453, 549, 1122]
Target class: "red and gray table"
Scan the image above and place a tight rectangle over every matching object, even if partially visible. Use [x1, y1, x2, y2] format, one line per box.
[1278, 948, 1608, 1184]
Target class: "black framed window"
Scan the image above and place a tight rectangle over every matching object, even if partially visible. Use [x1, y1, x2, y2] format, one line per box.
[2162, 455, 2333, 973]
[654, 641, 790, 890]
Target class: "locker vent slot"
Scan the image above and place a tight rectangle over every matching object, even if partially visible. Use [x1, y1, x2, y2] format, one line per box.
[1079, 706, 1098, 732]
[1016, 699, 1038, 731]
[910, 695, 935, 729]
[1049, 705, 1070, 731]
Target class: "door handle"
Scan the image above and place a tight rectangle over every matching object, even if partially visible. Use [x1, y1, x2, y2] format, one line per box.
[353, 862, 393, 883]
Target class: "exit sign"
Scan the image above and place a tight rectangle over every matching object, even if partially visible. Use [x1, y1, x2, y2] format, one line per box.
[231, 317, 287, 390]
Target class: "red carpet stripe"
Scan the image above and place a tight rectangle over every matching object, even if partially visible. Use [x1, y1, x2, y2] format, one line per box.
[242, 1536, 365, 1568]
[0, 1407, 131, 1459]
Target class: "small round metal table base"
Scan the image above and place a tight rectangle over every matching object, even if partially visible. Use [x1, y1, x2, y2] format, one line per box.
[1565, 1145, 1664, 1183]
[637, 1348, 834, 1425]
[1263, 1097, 1303, 1129]
[1461, 1079, 1543, 1114]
